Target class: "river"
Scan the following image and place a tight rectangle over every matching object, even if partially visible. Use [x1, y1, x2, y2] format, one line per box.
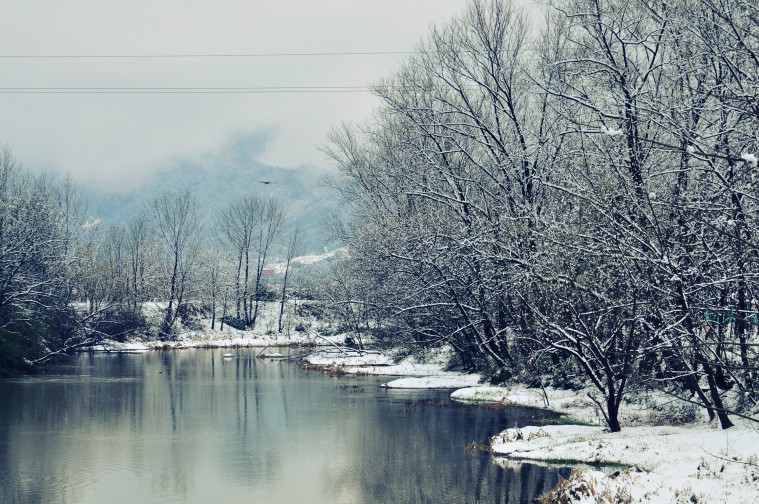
[0, 349, 567, 503]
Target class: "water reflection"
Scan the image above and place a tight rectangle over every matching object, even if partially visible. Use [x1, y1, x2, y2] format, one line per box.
[0, 349, 567, 503]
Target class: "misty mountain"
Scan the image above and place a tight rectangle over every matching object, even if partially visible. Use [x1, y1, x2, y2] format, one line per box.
[87, 157, 339, 252]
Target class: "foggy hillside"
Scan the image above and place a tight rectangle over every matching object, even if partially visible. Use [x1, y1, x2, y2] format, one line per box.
[88, 157, 337, 252]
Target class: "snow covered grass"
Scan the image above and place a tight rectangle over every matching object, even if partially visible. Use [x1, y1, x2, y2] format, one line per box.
[491, 423, 759, 503]
[451, 385, 599, 423]
[300, 345, 484, 383]
[94, 299, 349, 351]
[450, 385, 759, 503]
[381, 374, 481, 388]
[95, 326, 329, 352]
[302, 348, 393, 367]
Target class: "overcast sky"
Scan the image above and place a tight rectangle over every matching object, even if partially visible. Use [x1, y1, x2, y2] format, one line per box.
[0, 1, 496, 192]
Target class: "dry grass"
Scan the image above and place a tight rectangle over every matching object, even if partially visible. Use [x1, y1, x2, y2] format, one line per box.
[464, 440, 492, 453]
[538, 467, 652, 504]
[480, 401, 509, 410]
[536, 469, 596, 504]
[299, 361, 347, 376]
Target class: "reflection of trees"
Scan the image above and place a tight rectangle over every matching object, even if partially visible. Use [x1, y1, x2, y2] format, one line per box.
[321, 396, 566, 503]
[1, 351, 568, 503]
[0, 352, 147, 503]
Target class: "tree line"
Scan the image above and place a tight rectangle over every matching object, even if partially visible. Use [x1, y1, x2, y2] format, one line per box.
[0, 148, 304, 374]
[325, 0, 759, 431]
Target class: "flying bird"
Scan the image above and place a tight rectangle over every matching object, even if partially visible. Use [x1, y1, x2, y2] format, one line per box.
[259, 180, 277, 185]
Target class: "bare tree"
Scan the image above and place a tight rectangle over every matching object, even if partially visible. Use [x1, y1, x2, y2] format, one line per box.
[148, 190, 202, 337]
[250, 198, 284, 328]
[278, 225, 305, 334]
[198, 245, 233, 331]
[216, 196, 256, 322]
[126, 212, 155, 315]
[324, 0, 759, 431]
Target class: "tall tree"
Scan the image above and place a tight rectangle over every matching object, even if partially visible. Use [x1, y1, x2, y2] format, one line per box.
[250, 197, 284, 328]
[278, 225, 304, 334]
[148, 190, 202, 337]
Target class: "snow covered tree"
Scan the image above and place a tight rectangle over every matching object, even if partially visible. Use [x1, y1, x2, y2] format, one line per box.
[216, 195, 284, 328]
[0, 148, 92, 369]
[148, 190, 203, 337]
[278, 225, 305, 334]
[249, 197, 284, 328]
[325, 0, 759, 430]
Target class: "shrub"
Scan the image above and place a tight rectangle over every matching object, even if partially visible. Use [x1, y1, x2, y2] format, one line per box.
[484, 365, 515, 385]
[651, 401, 699, 426]
[0, 329, 29, 376]
[256, 285, 278, 302]
[221, 316, 247, 331]
[96, 309, 147, 342]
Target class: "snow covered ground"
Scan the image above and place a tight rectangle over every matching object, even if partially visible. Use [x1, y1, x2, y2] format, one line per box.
[302, 346, 482, 383]
[489, 422, 759, 503]
[452, 385, 759, 503]
[302, 348, 393, 367]
[381, 374, 481, 388]
[93, 299, 349, 351]
[93, 328, 336, 352]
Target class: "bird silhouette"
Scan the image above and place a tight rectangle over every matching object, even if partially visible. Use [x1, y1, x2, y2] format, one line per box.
[259, 181, 277, 185]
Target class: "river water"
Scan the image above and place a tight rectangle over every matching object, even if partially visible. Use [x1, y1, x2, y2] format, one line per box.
[0, 349, 567, 503]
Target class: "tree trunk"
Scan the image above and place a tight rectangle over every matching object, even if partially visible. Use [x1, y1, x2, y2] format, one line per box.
[211, 290, 216, 331]
[606, 395, 622, 433]
[243, 249, 250, 325]
[162, 257, 179, 337]
[703, 362, 735, 429]
[278, 261, 290, 333]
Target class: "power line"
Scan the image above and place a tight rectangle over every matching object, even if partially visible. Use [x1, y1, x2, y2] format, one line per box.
[0, 86, 376, 94]
[0, 86, 370, 90]
[0, 90, 369, 94]
[0, 85, 422, 94]
[0, 51, 416, 59]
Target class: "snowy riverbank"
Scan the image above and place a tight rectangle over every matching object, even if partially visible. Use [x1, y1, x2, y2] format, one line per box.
[301, 347, 482, 381]
[301, 351, 759, 503]
[92, 330, 332, 352]
[91, 299, 350, 352]
[448, 384, 759, 503]
[489, 422, 759, 503]
[87, 335, 759, 503]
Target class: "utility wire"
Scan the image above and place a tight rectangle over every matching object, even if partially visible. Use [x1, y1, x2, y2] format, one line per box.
[0, 87, 374, 94]
[0, 52, 421, 94]
[0, 85, 419, 94]
[0, 51, 416, 59]
[0, 86, 370, 90]
[0, 90, 370, 94]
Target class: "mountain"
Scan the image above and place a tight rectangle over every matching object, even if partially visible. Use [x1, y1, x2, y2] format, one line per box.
[87, 157, 339, 252]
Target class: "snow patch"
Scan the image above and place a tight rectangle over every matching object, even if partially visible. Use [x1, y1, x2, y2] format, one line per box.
[303, 350, 392, 367]
[600, 124, 624, 136]
[740, 153, 758, 167]
[382, 374, 481, 389]
[490, 420, 759, 503]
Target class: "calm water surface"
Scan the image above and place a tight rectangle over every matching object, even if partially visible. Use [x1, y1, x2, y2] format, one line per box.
[0, 349, 567, 503]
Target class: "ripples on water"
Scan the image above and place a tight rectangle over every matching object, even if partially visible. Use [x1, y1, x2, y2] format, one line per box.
[0, 349, 568, 503]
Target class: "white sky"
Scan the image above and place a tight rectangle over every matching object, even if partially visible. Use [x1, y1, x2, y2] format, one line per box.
[0, 1, 534, 193]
